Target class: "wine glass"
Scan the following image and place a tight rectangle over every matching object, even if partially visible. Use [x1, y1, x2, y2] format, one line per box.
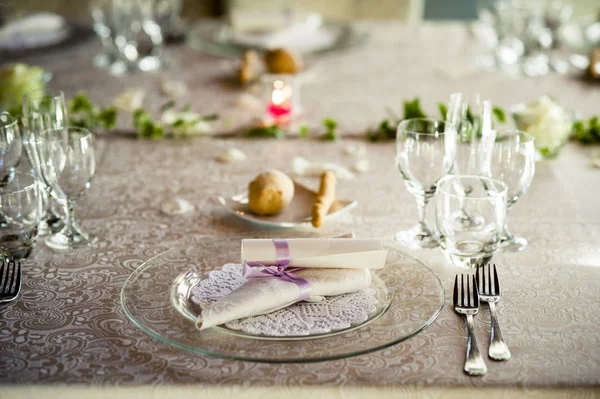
[111, 0, 166, 73]
[487, 129, 535, 252]
[0, 172, 42, 259]
[395, 118, 456, 249]
[21, 91, 67, 235]
[446, 93, 497, 228]
[435, 175, 508, 268]
[38, 127, 96, 250]
[90, 0, 120, 70]
[0, 112, 22, 187]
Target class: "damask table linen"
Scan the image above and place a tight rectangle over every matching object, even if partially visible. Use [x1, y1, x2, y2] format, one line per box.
[1, 21, 599, 397]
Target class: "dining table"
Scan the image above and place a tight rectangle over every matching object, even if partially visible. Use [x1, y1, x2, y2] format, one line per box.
[1, 21, 599, 398]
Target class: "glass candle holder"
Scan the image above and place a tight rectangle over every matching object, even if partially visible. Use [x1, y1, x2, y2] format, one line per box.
[261, 75, 299, 125]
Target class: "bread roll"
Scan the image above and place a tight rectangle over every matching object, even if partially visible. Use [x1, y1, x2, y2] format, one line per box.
[248, 170, 295, 215]
[264, 48, 302, 74]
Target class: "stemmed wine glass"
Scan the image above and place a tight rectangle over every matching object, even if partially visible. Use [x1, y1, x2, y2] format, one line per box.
[0, 112, 22, 187]
[487, 129, 535, 252]
[38, 127, 96, 250]
[395, 118, 456, 249]
[21, 91, 68, 235]
[446, 93, 497, 228]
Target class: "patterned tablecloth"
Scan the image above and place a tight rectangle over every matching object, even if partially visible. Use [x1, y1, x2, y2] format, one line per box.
[1, 22, 599, 397]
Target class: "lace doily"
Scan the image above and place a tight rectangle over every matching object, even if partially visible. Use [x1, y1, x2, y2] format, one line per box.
[190, 263, 378, 337]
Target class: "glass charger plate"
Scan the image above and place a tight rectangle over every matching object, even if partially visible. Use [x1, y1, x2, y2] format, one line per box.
[187, 19, 368, 58]
[121, 236, 444, 363]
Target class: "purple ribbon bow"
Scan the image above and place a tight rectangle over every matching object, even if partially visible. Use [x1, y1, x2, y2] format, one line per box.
[242, 239, 312, 301]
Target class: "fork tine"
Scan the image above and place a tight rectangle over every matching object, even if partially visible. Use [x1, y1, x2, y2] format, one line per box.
[475, 266, 481, 294]
[461, 274, 466, 307]
[487, 263, 492, 295]
[453, 275, 458, 306]
[0, 259, 6, 288]
[6, 261, 16, 294]
[13, 261, 21, 295]
[466, 275, 471, 307]
[480, 263, 486, 295]
[472, 275, 479, 307]
[493, 264, 500, 297]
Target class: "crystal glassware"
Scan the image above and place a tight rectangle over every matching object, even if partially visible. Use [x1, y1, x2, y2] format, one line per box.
[435, 175, 508, 268]
[0, 172, 42, 259]
[0, 112, 22, 187]
[111, 0, 167, 73]
[395, 118, 456, 249]
[38, 127, 96, 250]
[90, 0, 121, 70]
[487, 129, 535, 252]
[21, 91, 67, 235]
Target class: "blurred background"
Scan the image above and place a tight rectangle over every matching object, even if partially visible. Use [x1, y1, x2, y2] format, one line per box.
[2, 0, 598, 22]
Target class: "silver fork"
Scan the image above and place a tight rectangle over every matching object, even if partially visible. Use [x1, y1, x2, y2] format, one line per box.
[476, 263, 511, 361]
[453, 274, 487, 376]
[0, 259, 22, 304]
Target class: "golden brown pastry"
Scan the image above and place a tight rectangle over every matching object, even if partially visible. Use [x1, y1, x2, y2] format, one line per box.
[238, 50, 260, 84]
[264, 48, 302, 74]
[248, 170, 295, 215]
[311, 171, 336, 228]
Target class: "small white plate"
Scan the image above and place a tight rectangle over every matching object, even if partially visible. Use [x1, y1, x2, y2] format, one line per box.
[218, 181, 357, 228]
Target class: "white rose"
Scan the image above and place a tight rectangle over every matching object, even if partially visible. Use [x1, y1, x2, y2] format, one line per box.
[512, 96, 572, 156]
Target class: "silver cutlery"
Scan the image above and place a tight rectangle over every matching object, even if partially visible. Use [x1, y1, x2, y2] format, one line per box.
[476, 263, 511, 361]
[453, 274, 487, 376]
[0, 259, 21, 304]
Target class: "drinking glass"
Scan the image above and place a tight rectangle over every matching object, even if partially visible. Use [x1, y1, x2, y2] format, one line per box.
[436, 175, 508, 268]
[111, 0, 167, 73]
[395, 118, 456, 249]
[38, 127, 96, 250]
[0, 112, 22, 187]
[90, 0, 121, 70]
[0, 172, 42, 259]
[487, 129, 535, 252]
[22, 91, 67, 235]
[447, 93, 495, 176]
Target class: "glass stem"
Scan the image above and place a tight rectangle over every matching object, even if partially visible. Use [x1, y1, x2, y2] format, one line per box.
[415, 193, 430, 230]
[62, 199, 76, 242]
[503, 221, 515, 243]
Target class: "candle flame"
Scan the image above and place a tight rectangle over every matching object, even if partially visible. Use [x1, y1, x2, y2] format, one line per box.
[272, 89, 285, 105]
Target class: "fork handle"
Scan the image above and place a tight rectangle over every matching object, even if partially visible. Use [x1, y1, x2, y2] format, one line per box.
[488, 302, 511, 360]
[464, 314, 487, 376]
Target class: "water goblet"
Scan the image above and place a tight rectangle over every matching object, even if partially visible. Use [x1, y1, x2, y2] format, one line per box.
[395, 118, 456, 249]
[22, 91, 68, 235]
[436, 175, 508, 268]
[488, 129, 535, 252]
[90, 0, 121, 70]
[111, 0, 166, 73]
[38, 127, 96, 250]
[0, 112, 22, 187]
[0, 172, 42, 259]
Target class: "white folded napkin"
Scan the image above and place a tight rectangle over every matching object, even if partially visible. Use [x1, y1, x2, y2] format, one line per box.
[293, 156, 355, 180]
[0, 13, 68, 50]
[196, 268, 371, 330]
[242, 238, 387, 269]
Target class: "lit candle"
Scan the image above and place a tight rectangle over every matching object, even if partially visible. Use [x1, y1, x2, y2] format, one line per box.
[266, 79, 292, 123]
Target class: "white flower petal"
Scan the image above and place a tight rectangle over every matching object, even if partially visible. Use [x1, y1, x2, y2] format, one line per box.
[161, 79, 187, 98]
[217, 148, 247, 163]
[161, 197, 195, 215]
[113, 88, 145, 112]
[353, 159, 369, 173]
